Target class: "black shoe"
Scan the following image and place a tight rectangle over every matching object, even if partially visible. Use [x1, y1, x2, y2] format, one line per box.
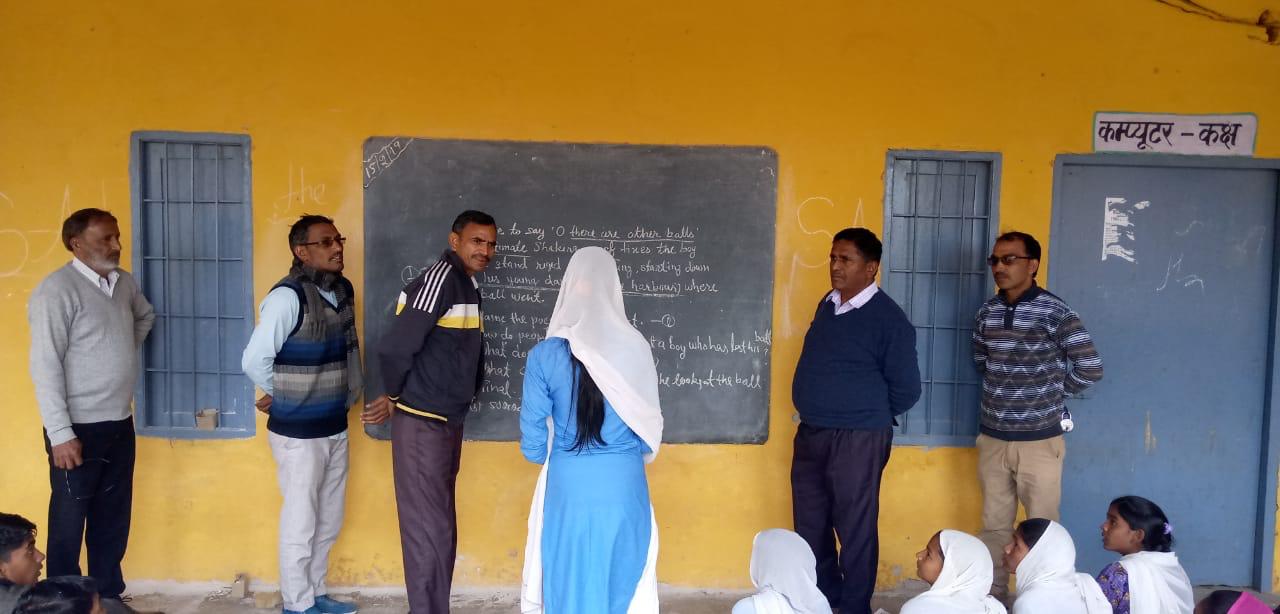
[100, 596, 164, 614]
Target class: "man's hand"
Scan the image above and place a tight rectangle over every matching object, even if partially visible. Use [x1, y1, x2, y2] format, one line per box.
[255, 394, 273, 415]
[51, 438, 83, 470]
[362, 395, 393, 425]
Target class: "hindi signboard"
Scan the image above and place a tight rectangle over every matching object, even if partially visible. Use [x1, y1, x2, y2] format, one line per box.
[1093, 112, 1257, 156]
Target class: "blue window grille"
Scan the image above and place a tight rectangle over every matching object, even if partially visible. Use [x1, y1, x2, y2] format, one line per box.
[883, 151, 1001, 447]
[130, 132, 255, 438]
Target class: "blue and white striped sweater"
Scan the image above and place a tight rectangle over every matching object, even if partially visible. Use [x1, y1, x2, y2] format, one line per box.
[972, 285, 1102, 441]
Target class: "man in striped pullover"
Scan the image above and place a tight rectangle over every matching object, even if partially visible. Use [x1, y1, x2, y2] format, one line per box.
[972, 231, 1102, 600]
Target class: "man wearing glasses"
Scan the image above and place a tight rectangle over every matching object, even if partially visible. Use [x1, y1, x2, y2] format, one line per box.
[242, 214, 388, 614]
[972, 231, 1103, 601]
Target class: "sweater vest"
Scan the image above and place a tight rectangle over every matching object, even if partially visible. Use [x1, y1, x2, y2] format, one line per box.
[268, 277, 351, 438]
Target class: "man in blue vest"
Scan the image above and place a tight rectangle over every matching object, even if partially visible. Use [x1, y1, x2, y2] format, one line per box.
[791, 227, 922, 614]
[242, 215, 389, 614]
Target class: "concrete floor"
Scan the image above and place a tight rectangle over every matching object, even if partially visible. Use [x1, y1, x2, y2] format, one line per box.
[120, 583, 925, 613]
[118, 582, 1280, 613]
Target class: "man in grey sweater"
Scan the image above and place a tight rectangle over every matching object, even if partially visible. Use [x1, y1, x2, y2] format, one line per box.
[27, 209, 154, 614]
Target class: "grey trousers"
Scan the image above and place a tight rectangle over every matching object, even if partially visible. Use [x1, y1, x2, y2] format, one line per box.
[392, 410, 465, 614]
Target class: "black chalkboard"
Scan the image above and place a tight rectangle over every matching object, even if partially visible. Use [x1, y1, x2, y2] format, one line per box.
[361, 138, 776, 443]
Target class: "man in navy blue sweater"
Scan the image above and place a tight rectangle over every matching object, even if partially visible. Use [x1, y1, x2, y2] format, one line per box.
[791, 227, 921, 614]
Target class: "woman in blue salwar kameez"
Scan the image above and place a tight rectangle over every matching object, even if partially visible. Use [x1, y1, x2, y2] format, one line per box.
[518, 246, 663, 614]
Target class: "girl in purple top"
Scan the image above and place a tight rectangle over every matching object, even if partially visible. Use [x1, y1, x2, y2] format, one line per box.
[1096, 496, 1193, 614]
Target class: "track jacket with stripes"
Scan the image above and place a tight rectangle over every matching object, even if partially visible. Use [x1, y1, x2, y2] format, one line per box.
[378, 249, 485, 423]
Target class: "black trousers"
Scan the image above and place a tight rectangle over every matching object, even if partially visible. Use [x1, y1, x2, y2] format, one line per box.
[791, 424, 893, 614]
[43, 417, 136, 599]
[391, 410, 466, 614]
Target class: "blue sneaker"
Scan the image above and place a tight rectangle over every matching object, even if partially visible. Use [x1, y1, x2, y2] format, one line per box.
[314, 595, 358, 614]
[282, 608, 320, 614]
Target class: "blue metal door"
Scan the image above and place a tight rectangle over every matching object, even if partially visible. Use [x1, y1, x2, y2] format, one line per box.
[1049, 158, 1280, 586]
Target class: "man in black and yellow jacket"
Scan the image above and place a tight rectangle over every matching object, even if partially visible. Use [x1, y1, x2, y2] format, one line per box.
[369, 210, 495, 614]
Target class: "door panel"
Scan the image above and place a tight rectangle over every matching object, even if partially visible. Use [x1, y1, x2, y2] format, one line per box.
[1051, 162, 1278, 585]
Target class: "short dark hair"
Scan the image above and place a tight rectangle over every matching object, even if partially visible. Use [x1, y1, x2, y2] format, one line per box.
[996, 231, 1041, 278]
[287, 214, 336, 267]
[0, 513, 37, 562]
[13, 576, 98, 614]
[1015, 518, 1052, 551]
[1110, 495, 1174, 553]
[996, 231, 1041, 261]
[60, 209, 117, 251]
[832, 227, 882, 263]
[451, 210, 496, 234]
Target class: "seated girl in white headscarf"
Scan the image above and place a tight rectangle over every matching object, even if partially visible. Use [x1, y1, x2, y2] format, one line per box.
[900, 530, 1007, 614]
[1003, 518, 1110, 614]
[731, 529, 831, 614]
[1096, 495, 1193, 614]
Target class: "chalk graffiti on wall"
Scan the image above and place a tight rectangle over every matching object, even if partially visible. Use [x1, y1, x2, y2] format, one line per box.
[779, 196, 868, 338]
[269, 164, 327, 225]
[0, 186, 77, 280]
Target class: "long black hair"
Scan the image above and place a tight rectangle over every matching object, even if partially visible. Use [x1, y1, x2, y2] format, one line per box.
[1111, 495, 1174, 552]
[569, 353, 606, 452]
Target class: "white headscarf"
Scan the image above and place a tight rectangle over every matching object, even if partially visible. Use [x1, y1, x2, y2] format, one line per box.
[900, 530, 1007, 614]
[1118, 551, 1194, 614]
[1011, 521, 1110, 614]
[521, 246, 662, 614]
[739, 529, 832, 614]
[543, 246, 663, 461]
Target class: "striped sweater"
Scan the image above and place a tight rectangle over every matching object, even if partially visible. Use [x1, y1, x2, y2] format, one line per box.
[267, 275, 357, 438]
[972, 284, 1102, 441]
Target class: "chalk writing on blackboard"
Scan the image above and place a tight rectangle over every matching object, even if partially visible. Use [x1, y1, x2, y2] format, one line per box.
[362, 137, 415, 188]
[454, 219, 771, 418]
[362, 138, 777, 443]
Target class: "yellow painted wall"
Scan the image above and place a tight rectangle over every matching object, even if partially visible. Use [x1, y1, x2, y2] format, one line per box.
[2, 0, 1278, 591]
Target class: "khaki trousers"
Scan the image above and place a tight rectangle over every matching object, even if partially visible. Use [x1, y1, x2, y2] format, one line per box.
[976, 433, 1065, 595]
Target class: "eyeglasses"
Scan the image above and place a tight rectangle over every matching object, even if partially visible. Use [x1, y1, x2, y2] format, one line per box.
[987, 254, 1033, 266]
[300, 236, 347, 249]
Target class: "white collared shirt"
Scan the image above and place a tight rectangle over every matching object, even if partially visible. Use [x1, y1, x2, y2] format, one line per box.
[71, 258, 120, 297]
[826, 284, 879, 315]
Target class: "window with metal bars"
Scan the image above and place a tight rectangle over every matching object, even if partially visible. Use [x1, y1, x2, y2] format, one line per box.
[130, 132, 255, 438]
[882, 151, 1001, 446]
